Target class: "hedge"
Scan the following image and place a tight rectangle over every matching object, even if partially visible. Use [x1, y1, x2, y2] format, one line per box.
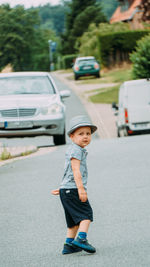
[97, 30, 150, 67]
[61, 54, 77, 69]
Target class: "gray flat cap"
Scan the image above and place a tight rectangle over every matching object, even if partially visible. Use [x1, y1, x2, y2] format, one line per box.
[67, 115, 97, 136]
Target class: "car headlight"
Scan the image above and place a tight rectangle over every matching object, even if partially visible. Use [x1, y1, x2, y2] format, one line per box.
[41, 104, 63, 115]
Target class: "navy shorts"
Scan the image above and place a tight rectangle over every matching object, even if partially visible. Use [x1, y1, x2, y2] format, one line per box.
[59, 189, 93, 228]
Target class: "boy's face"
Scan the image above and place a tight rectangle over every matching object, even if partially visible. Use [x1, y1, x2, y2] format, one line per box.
[70, 126, 92, 148]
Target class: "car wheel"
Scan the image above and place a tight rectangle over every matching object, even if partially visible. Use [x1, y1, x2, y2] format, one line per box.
[74, 74, 79, 80]
[117, 128, 120, 137]
[96, 73, 100, 78]
[123, 127, 129, 137]
[53, 130, 66, 146]
[118, 127, 128, 137]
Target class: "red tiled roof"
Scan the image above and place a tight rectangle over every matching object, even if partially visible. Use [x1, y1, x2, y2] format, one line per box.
[110, 0, 142, 23]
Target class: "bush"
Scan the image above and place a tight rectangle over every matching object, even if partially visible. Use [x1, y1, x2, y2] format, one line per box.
[78, 22, 129, 63]
[62, 54, 77, 69]
[130, 34, 150, 79]
[98, 30, 150, 67]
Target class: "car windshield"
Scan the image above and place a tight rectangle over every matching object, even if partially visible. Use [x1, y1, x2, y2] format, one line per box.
[78, 59, 96, 65]
[0, 76, 55, 95]
[127, 82, 150, 105]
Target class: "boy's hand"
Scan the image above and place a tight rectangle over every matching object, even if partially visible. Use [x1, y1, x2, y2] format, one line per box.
[78, 188, 87, 202]
[51, 189, 60, 195]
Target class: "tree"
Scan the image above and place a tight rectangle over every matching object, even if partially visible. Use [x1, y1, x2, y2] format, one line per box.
[37, 4, 68, 34]
[0, 5, 40, 70]
[130, 34, 150, 79]
[0, 4, 58, 71]
[72, 5, 107, 37]
[61, 0, 107, 54]
[78, 22, 130, 60]
[96, 0, 119, 19]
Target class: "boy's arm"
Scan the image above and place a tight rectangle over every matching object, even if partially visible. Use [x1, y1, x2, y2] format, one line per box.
[51, 189, 60, 195]
[71, 158, 87, 202]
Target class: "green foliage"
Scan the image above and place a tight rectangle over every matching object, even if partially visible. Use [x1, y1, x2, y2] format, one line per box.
[98, 29, 150, 67]
[0, 147, 11, 160]
[61, 0, 107, 54]
[79, 21, 150, 68]
[72, 5, 107, 38]
[96, 0, 119, 19]
[37, 4, 68, 34]
[0, 5, 39, 71]
[77, 24, 100, 59]
[78, 22, 129, 61]
[0, 4, 59, 71]
[66, 0, 96, 32]
[130, 34, 150, 79]
[62, 54, 77, 69]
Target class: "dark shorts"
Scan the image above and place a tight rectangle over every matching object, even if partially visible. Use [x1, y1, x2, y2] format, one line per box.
[59, 188, 93, 228]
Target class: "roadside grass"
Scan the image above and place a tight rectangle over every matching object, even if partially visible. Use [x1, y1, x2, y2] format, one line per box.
[0, 147, 11, 160]
[89, 85, 120, 104]
[58, 69, 72, 74]
[78, 64, 133, 85]
[104, 66, 132, 83]
[85, 64, 132, 104]
[0, 146, 37, 161]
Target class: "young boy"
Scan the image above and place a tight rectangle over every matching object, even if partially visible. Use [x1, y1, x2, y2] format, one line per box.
[51, 115, 97, 255]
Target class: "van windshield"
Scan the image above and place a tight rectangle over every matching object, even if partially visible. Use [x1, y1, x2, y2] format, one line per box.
[128, 83, 150, 105]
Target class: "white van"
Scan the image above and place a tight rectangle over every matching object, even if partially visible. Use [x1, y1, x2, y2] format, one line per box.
[113, 79, 150, 137]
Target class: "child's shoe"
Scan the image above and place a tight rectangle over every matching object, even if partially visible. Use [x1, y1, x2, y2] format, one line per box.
[62, 243, 82, 255]
[72, 237, 96, 253]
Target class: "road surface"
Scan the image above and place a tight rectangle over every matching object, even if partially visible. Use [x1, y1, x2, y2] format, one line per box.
[0, 74, 150, 267]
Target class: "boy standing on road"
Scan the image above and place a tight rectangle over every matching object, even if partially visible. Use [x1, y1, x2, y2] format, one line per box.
[51, 115, 97, 255]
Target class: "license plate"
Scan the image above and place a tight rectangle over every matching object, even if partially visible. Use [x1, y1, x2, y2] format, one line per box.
[5, 121, 33, 129]
[134, 123, 150, 129]
[83, 66, 91, 70]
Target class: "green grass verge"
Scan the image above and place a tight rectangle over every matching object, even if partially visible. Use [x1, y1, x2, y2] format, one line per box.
[89, 85, 120, 104]
[104, 67, 132, 83]
[78, 65, 133, 85]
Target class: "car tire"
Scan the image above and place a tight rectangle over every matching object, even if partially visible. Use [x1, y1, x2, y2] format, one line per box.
[123, 127, 129, 137]
[96, 73, 100, 78]
[117, 128, 120, 137]
[53, 130, 66, 146]
[74, 74, 79, 80]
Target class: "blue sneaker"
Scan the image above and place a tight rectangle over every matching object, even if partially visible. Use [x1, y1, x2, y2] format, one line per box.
[72, 237, 96, 253]
[62, 243, 82, 255]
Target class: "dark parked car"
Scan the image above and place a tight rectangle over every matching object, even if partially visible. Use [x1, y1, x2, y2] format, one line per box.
[73, 56, 100, 80]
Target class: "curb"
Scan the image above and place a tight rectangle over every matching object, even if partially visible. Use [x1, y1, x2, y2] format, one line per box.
[0, 145, 38, 161]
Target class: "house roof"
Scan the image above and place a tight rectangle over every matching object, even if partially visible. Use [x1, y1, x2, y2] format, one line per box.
[110, 0, 142, 23]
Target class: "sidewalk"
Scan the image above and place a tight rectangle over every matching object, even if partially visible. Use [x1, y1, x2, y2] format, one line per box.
[52, 71, 117, 139]
[0, 145, 56, 166]
[0, 145, 37, 165]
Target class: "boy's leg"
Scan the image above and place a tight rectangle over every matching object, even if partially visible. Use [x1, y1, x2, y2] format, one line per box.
[78, 219, 91, 233]
[67, 225, 79, 238]
[62, 225, 82, 255]
[72, 219, 96, 253]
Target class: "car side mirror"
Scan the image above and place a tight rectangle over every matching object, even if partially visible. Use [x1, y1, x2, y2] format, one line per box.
[60, 90, 71, 99]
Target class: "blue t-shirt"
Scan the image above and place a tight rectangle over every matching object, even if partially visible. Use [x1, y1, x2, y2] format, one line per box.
[60, 142, 88, 189]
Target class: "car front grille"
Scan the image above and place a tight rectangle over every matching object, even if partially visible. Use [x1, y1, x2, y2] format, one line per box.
[0, 108, 36, 118]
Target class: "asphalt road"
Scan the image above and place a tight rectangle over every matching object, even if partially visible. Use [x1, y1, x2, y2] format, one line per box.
[0, 75, 150, 267]
[1, 134, 150, 267]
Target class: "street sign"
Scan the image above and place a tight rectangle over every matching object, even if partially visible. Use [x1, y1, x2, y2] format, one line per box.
[51, 42, 57, 52]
